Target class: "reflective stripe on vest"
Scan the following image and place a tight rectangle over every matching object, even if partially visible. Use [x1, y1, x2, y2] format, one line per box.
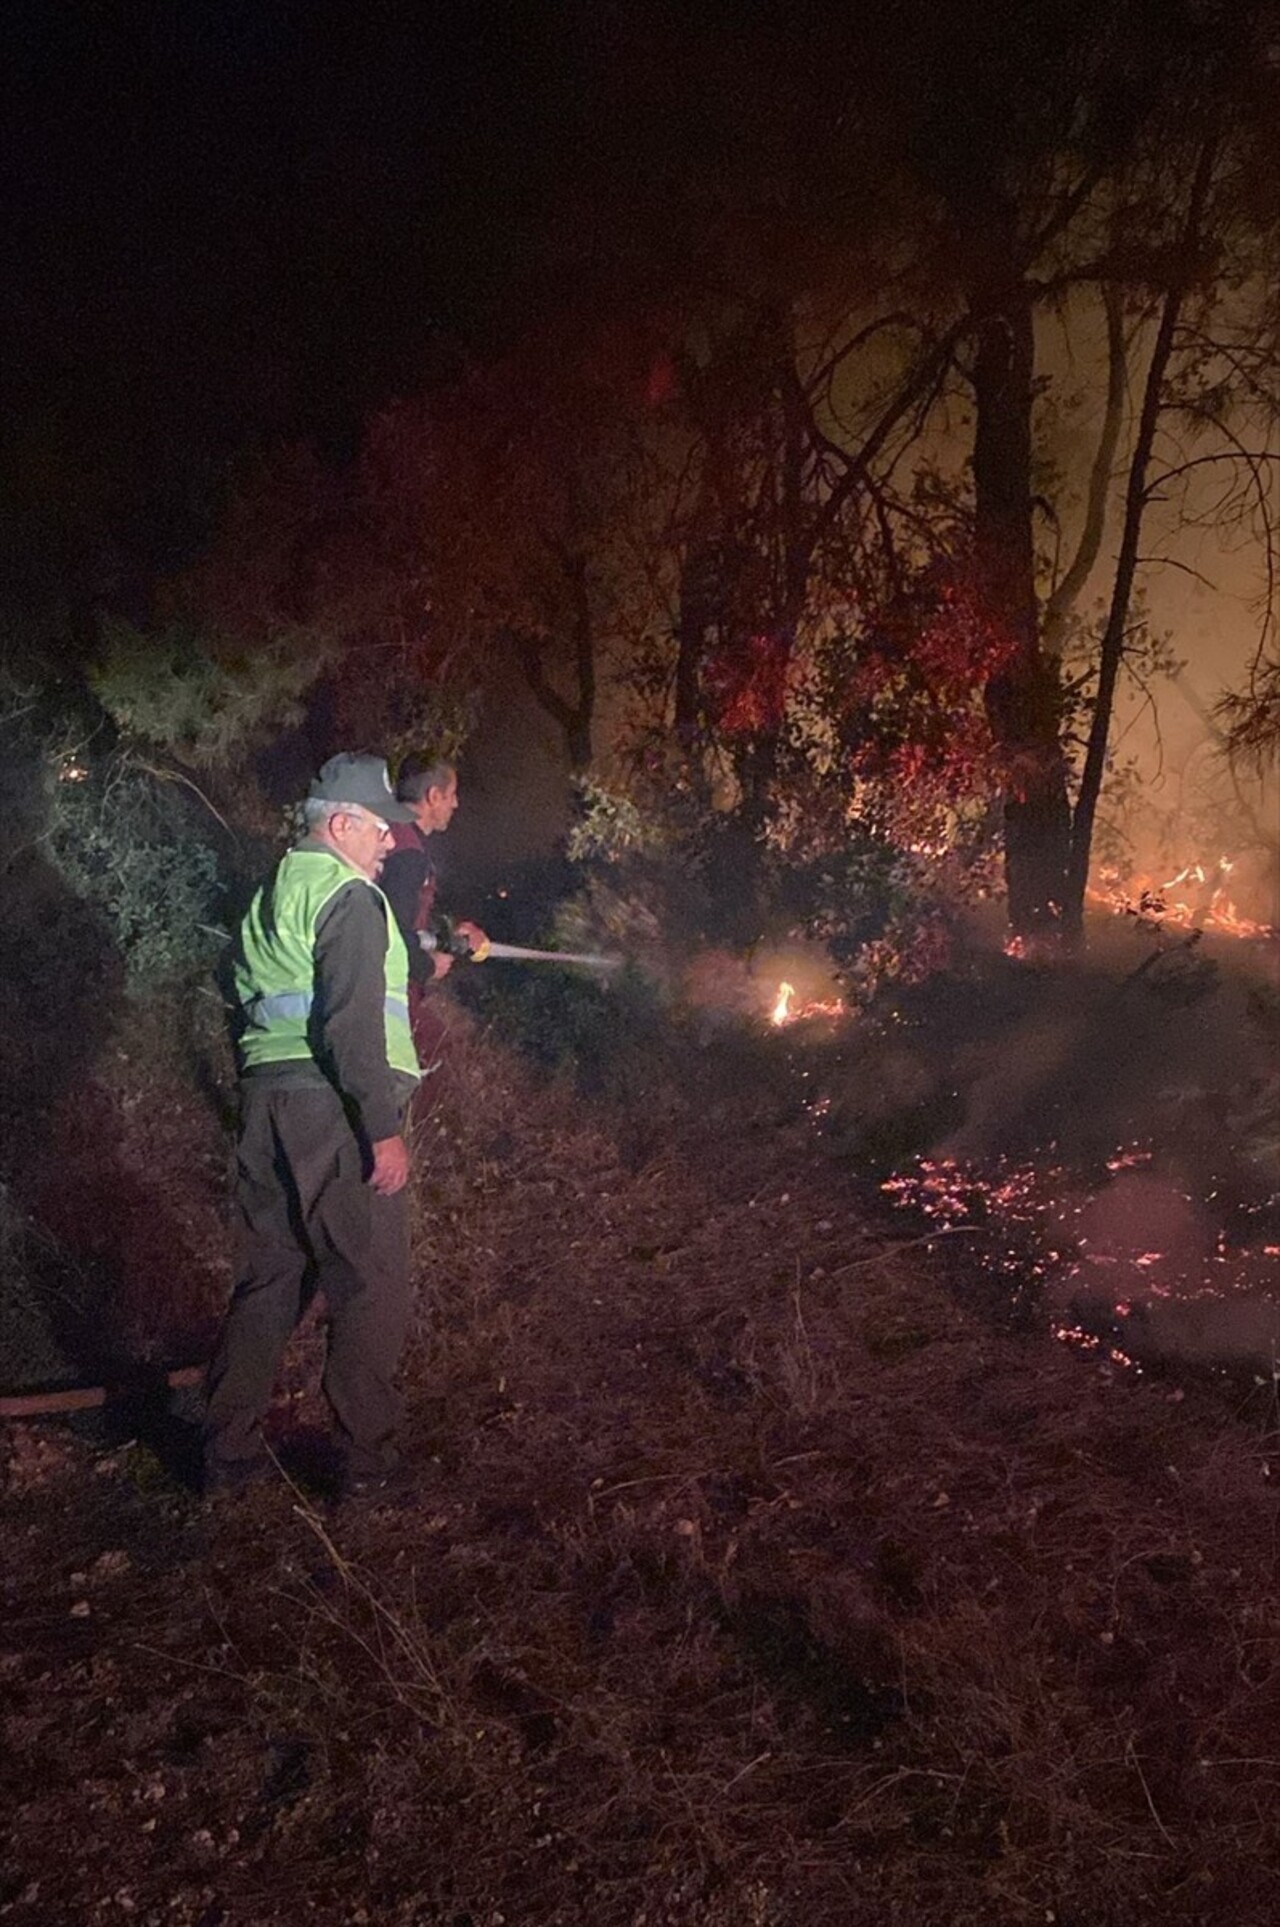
[246, 989, 411, 1027]
[236, 847, 419, 1081]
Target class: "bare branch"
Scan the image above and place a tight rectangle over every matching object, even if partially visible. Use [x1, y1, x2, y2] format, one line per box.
[1144, 450, 1280, 492]
[806, 312, 930, 397]
[1133, 554, 1220, 592]
[1028, 246, 1192, 303]
[1030, 160, 1108, 258]
[1149, 413, 1278, 674]
[811, 320, 970, 549]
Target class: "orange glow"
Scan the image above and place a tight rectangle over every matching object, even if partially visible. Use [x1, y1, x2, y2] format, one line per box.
[1087, 856, 1274, 940]
[768, 981, 847, 1026]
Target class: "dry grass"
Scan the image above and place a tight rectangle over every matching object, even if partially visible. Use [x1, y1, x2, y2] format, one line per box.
[5, 996, 1280, 1923]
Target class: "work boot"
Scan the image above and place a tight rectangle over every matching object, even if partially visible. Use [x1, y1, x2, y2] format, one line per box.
[203, 1453, 271, 1500]
[333, 1454, 416, 1510]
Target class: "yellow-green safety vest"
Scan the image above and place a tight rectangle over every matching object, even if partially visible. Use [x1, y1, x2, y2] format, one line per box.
[235, 847, 419, 1081]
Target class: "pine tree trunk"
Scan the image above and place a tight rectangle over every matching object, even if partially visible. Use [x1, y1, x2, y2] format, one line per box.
[967, 222, 1071, 943]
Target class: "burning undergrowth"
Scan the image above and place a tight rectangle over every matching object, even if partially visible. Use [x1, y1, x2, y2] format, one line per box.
[7, 991, 1280, 1923]
[4, 841, 1280, 1922]
[455, 858, 1280, 1392]
[786, 929, 1280, 1386]
[882, 1147, 1280, 1380]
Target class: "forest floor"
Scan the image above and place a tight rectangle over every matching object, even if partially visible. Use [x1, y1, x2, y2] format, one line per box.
[4, 956, 1280, 1927]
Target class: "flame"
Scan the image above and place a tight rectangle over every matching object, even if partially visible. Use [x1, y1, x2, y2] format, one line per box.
[1087, 854, 1273, 941]
[769, 981, 848, 1026]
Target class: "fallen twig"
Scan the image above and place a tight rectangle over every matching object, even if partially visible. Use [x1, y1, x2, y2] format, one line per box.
[827, 1225, 982, 1280]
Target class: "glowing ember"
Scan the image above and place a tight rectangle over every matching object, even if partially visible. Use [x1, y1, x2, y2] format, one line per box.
[883, 1147, 1280, 1372]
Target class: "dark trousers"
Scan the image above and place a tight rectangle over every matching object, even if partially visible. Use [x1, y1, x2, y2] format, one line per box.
[204, 1082, 411, 1475]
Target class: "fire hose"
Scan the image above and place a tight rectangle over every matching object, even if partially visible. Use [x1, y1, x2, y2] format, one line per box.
[0, 1364, 204, 1421]
[419, 923, 622, 971]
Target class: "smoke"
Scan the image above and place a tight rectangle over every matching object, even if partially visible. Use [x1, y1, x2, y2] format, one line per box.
[679, 941, 844, 1035]
[1113, 1291, 1280, 1373]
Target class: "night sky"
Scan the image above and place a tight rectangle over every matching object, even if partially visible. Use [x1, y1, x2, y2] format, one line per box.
[2, 0, 866, 448]
[5, 2, 575, 448]
[2, 0, 839, 612]
[1, 0, 629, 606]
[4, 0, 1273, 753]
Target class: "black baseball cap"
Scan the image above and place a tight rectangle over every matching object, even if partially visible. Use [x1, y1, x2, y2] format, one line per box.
[308, 753, 415, 822]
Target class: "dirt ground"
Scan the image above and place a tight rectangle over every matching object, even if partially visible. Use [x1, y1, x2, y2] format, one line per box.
[4, 998, 1280, 1926]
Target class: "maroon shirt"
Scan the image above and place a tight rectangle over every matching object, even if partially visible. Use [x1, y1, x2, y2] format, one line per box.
[380, 823, 438, 987]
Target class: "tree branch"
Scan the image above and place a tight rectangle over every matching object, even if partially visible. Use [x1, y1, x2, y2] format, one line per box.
[1030, 160, 1108, 258]
[810, 319, 970, 549]
[807, 312, 929, 397]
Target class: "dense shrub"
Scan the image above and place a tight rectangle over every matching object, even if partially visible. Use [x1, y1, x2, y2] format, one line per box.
[46, 752, 226, 987]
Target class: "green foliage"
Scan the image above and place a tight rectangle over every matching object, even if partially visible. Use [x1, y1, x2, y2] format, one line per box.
[765, 836, 907, 965]
[0, 660, 231, 1001]
[563, 746, 960, 1001]
[47, 746, 224, 988]
[551, 865, 669, 961]
[566, 777, 674, 863]
[92, 619, 326, 768]
[381, 680, 480, 773]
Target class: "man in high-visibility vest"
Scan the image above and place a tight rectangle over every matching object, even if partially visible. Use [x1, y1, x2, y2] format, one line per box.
[202, 753, 422, 1502]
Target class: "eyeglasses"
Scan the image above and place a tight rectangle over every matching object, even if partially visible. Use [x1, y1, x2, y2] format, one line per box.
[339, 805, 392, 838]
